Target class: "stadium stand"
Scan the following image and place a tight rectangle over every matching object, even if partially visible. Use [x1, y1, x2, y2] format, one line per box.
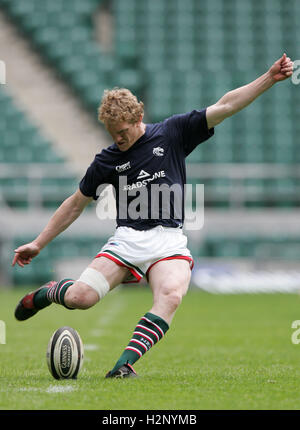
[11, 234, 106, 285]
[0, 87, 78, 209]
[0, 0, 300, 287]
[194, 234, 300, 260]
[0, 0, 142, 112]
[0, 86, 84, 284]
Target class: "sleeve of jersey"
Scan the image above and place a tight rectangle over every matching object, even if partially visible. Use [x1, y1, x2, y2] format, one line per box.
[79, 155, 110, 200]
[168, 109, 215, 157]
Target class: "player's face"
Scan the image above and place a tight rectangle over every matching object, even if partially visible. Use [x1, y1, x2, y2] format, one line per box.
[105, 120, 143, 152]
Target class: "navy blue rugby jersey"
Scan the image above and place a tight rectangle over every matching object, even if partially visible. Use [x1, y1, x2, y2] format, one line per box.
[79, 109, 214, 230]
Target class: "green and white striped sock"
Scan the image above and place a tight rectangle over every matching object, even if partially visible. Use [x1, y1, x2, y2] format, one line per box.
[33, 278, 74, 309]
[111, 312, 169, 374]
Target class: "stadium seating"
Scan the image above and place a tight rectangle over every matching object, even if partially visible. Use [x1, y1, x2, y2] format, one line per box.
[1, 0, 298, 125]
[0, 88, 78, 208]
[0, 0, 142, 113]
[1, 0, 298, 168]
[12, 234, 106, 285]
[195, 234, 300, 261]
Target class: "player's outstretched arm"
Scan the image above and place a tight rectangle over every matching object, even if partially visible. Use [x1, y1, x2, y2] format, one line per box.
[206, 53, 294, 129]
[12, 189, 92, 268]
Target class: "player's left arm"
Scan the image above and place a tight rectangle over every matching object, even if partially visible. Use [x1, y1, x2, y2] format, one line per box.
[206, 53, 294, 129]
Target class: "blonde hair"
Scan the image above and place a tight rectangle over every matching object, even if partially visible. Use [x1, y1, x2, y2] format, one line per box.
[98, 87, 144, 124]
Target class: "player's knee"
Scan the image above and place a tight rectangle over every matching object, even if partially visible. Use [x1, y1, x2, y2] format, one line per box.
[65, 282, 99, 310]
[159, 283, 183, 312]
[66, 267, 110, 309]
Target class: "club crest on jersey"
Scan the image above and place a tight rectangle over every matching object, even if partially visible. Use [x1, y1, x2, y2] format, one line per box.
[116, 161, 131, 173]
[153, 147, 164, 156]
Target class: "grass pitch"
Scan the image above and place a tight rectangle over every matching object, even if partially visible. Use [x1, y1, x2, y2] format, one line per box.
[1, 286, 300, 410]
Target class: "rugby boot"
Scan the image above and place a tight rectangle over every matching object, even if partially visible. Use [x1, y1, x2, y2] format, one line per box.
[105, 363, 138, 379]
[14, 281, 57, 321]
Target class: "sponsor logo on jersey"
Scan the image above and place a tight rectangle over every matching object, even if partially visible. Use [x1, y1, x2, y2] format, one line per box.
[116, 161, 131, 173]
[153, 146, 164, 156]
[123, 170, 166, 191]
[137, 170, 150, 179]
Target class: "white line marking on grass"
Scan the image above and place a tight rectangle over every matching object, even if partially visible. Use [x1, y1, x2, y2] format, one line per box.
[16, 385, 76, 394]
[89, 294, 124, 339]
[90, 329, 104, 336]
[18, 387, 39, 392]
[84, 344, 99, 351]
[46, 385, 75, 394]
[98, 300, 124, 328]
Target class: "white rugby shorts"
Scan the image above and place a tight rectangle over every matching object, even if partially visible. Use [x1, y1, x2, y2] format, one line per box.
[95, 225, 194, 283]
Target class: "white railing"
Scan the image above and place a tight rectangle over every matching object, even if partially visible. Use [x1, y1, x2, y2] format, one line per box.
[0, 163, 79, 208]
[186, 163, 300, 207]
[0, 163, 299, 209]
[186, 163, 300, 178]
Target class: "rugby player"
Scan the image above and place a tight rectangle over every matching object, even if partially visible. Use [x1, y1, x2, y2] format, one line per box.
[12, 54, 293, 378]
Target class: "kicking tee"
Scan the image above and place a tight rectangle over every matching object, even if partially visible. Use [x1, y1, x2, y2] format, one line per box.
[79, 109, 214, 230]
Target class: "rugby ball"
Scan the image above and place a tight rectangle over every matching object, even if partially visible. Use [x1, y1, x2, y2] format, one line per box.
[46, 326, 84, 380]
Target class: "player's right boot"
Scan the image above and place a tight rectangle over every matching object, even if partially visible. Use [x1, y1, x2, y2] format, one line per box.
[14, 281, 57, 321]
[105, 363, 138, 379]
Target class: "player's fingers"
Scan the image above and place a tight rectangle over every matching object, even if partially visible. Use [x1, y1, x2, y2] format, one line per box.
[281, 59, 292, 68]
[14, 249, 27, 259]
[13, 253, 28, 267]
[16, 258, 24, 268]
[20, 255, 29, 263]
[14, 248, 31, 259]
[20, 257, 30, 266]
[23, 257, 31, 264]
[12, 253, 26, 266]
[281, 60, 293, 68]
[281, 66, 293, 74]
[12, 254, 18, 267]
[276, 53, 286, 65]
[281, 61, 291, 68]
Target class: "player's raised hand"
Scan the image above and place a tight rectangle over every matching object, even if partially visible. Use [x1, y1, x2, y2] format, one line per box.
[12, 242, 40, 267]
[268, 53, 294, 82]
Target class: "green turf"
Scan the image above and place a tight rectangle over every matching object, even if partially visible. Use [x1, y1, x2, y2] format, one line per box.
[0, 286, 300, 410]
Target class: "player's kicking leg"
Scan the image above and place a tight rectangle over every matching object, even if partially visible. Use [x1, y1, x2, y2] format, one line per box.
[105, 259, 191, 378]
[14, 257, 129, 320]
